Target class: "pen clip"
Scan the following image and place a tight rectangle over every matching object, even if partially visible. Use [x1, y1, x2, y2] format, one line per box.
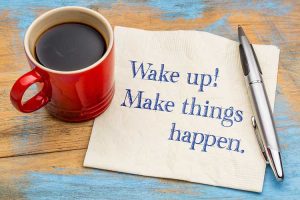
[251, 116, 269, 164]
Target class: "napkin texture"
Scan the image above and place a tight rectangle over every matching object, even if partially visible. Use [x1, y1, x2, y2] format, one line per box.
[84, 26, 279, 192]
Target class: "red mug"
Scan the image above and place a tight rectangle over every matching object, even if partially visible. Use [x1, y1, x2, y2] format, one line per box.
[10, 7, 114, 122]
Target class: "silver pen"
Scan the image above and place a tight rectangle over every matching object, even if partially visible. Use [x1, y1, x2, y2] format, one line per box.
[238, 25, 284, 181]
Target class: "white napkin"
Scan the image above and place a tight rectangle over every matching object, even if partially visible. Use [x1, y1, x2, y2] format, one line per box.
[84, 26, 279, 192]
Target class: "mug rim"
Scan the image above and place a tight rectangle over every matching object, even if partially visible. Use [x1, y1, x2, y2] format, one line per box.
[24, 6, 114, 75]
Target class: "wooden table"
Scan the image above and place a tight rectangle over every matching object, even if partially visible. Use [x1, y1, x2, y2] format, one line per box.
[0, 1, 299, 199]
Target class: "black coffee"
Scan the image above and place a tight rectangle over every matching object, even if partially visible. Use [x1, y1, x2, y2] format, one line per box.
[35, 23, 106, 71]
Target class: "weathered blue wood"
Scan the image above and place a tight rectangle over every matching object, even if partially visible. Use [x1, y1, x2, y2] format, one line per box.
[14, 93, 299, 199]
[0, 0, 292, 38]
[0, 0, 299, 199]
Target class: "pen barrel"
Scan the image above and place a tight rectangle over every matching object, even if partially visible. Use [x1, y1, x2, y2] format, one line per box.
[248, 82, 280, 151]
[239, 27, 284, 179]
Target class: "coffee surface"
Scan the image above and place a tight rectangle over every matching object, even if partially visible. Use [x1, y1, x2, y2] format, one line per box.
[35, 23, 106, 71]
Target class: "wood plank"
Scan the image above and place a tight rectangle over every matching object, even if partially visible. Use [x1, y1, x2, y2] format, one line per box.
[0, 1, 299, 160]
[0, 148, 299, 199]
[0, 0, 299, 199]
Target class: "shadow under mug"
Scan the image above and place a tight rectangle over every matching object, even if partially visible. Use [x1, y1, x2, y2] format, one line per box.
[10, 6, 115, 122]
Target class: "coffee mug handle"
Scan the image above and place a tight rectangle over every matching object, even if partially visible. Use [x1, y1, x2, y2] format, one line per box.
[10, 68, 51, 113]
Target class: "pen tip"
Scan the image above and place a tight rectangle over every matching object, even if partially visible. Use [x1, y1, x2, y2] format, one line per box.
[238, 25, 245, 36]
[238, 25, 246, 42]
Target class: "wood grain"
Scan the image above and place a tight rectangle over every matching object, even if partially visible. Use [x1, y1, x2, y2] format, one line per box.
[0, 145, 299, 199]
[0, 0, 299, 158]
[0, 72, 93, 158]
[0, 0, 299, 199]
